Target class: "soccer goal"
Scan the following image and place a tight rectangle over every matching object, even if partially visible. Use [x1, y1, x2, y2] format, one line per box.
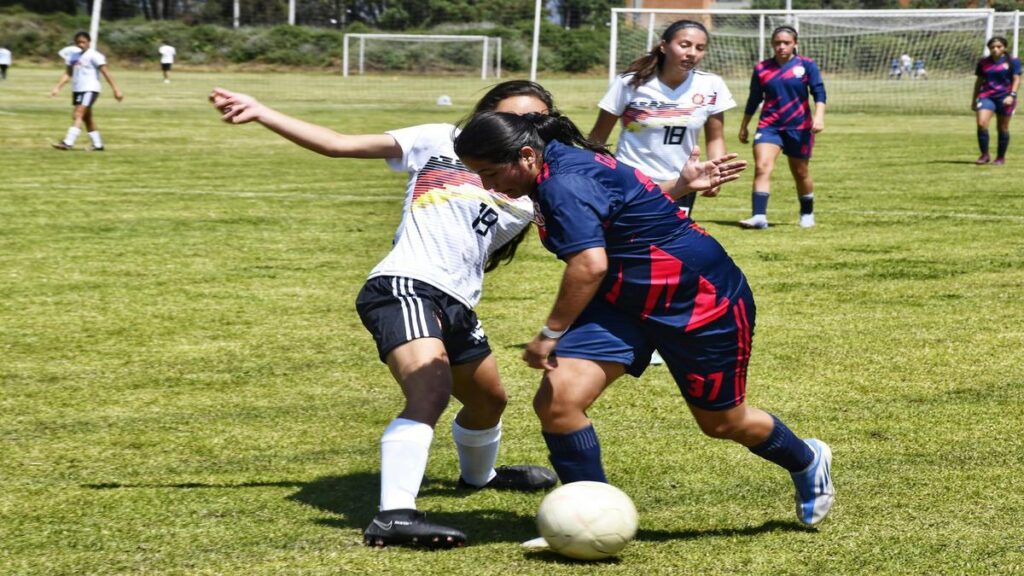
[610, 8, 1018, 115]
[343, 33, 502, 80]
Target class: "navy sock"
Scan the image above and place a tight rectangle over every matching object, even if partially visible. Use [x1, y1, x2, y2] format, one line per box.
[997, 132, 1010, 158]
[978, 128, 990, 155]
[798, 193, 814, 216]
[752, 191, 770, 216]
[542, 424, 608, 484]
[749, 415, 814, 473]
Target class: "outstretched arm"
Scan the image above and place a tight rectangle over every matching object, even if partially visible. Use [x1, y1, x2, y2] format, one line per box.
[669, 145, 747, 198]
[210, 87, 402, 159]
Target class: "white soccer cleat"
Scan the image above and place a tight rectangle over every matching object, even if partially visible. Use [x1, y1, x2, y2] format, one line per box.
[791, 439, 834, 527]
[739, 216, 769, 229]
[799, 214, 816, 228]
[521, 536, 549, 549]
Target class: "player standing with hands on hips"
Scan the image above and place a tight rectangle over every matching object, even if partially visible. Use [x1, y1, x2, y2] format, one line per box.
[210, 81, 562, 550]
[589, 19, 735, 219]
[972, 36, 1021, 165]
[50, 31, 123, 151]
[738, 26, 826, 230]
[454, 110, 833, 539]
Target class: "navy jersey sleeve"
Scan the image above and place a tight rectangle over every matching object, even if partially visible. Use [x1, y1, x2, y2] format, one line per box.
[1013, 57, 1023, 76]
[537, 173, 613, 259]
[805, 59, 827, 104]
[744, 66, 763, 116]
[975, 58, 984, 77]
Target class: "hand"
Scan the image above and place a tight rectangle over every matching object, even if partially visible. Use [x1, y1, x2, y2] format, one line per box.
[679, 145, 748, 195]
[738, 126, 749, 144]
[1003, 95, 1015, 107]
[523, 334, 558, 370]
[114, 89, 124, 102]
[49, 87, 59, 98]
[209, 87, 264, 124]
[812, 118, 825, 134]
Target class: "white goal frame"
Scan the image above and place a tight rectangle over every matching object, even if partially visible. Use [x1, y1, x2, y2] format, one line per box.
[609, 8, 1010, 85]
[342, 33, 502, 79]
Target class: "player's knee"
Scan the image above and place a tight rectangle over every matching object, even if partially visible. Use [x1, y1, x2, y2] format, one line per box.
[695, 417, 745, 440]
[532, 380, 578, 426]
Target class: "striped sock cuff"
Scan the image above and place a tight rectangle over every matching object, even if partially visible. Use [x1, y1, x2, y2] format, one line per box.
[543, 424, 599, 454]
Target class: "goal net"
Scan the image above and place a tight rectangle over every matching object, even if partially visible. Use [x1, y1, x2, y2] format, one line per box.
[611, 8, 1018, 115]
[343, 33, 502, 80]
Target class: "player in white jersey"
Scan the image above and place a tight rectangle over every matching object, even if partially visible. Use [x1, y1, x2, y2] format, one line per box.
[158, 41, 176, 83]
[210, 81, 560, 549]
[49, 32, 123, 151]
[0, 47, 11, 80]
[589, 19, 736, 219]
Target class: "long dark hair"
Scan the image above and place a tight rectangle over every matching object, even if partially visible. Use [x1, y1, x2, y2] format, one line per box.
[623, 19, 709, 88]
[455, 111, 608, 168]
[463, 81, 558, 272]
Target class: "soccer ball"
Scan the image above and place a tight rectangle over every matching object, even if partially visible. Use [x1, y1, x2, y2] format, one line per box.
[536, 481, 638, 560]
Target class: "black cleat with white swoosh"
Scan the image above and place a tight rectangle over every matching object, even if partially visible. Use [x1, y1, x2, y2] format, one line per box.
[363, 508, 467, 549]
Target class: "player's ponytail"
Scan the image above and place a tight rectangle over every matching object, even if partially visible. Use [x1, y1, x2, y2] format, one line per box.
[454, 112, 608, 166]
[624, 19, 708, 88]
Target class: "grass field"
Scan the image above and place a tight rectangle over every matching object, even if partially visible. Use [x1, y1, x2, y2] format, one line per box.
[2, 67, 1024, 575]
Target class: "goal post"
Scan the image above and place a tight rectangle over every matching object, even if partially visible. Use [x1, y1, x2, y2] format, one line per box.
[343, 33, 502, 80]
[609, 8, 1016, 115]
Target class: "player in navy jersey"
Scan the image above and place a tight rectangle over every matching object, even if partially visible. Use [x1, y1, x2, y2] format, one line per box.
[972, 36, 1021, 165]
[738, 26, 826, 230]
[454, 111, 834, 541]
[210, 81, 560, 549]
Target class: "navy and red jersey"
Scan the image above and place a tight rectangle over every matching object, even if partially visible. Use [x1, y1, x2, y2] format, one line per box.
[976, 55, 1022, 100]
[533, 140, 749, 333]
[744, 56, 826, 131]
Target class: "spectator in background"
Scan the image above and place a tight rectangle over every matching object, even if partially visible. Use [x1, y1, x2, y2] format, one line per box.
[889, 57, 901, 80]
[158, 40, 176, 83]
[900, 53, 912, 78]
[913, 58, 927, 80]
[0, 46, 10, 80]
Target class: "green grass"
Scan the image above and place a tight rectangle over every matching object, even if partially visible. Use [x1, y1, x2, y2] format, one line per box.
[2, 67, 1023, 575]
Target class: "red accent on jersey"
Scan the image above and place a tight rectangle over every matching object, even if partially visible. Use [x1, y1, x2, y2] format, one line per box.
[536, 162, 551, 184]
[412, 166, 483, 201]
[621, 105, 696, 128]
[640, 245, 683, 319]
[688, 222, 709, 236]
[732, 299, 751, 406]
[684, 275, 730, 332]
[595, 153, 617, 170]
[633, 168, 657, 192]
[604, 263, 624, 305]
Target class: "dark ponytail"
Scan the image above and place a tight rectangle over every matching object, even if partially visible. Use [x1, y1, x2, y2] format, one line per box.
[623, 19, 709, 88]
[455, 111, 608, 166]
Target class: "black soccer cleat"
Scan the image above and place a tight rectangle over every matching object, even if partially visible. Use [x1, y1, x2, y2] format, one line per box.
[90, 146, 105, 152]
[363, 508, 467, 549]
[457, 465, 558, 492]
[51, 141, 73, 151]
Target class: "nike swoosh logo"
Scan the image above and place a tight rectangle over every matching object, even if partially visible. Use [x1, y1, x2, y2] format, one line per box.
[372, 519, 394, 531]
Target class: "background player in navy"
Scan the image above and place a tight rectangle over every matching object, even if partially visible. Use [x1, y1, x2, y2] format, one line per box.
[454, 111, 834, 541]
[972, 36, 1021, 165]
[210, 81, 559, 549]
[738, 26, 826, 230]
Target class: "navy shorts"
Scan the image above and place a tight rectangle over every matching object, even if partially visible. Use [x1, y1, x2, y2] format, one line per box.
[754, 126, 814, 160]
[977, 96, 1016, 117]
[72, 91, 99, 108]
[554, 290, 755, 411]
[355, 276, 491, 365]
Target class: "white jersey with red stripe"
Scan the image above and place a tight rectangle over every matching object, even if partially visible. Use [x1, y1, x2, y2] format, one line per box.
[367, 123, 534, 309]
[599, 71, 735, 181]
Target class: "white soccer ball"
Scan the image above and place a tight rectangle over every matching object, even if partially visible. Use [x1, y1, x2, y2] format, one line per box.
[536, 481, 638, 560]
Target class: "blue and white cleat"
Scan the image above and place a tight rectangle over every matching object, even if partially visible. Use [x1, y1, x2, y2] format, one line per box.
[791, 438, 834, 526]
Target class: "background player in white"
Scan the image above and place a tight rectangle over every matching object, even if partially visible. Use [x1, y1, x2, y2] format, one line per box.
[209, 81, 560, 549]
[589, 19, 735, 220]
[588, 19, 735, 367]
[0, 46, 11, 80]
[50, 32, 123, 151]
[158, 40, 176, 83]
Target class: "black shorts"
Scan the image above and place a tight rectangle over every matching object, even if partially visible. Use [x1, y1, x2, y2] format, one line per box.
[355, 276, 491, 365]
[161, 63, 172, 71]
[72, 92, 99, 108]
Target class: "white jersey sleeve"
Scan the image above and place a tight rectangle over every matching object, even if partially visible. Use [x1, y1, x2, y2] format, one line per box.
[369, 123, 534, 308]
[598, 75, 632, 116]
[607, 71, 736, 181]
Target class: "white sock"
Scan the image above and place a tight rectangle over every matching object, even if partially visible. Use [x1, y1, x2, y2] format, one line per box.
[379, 418, 433, 511]
[88, 131, 103, 148]
[64, 126, 81, 146]
[452, 420, 501, 487]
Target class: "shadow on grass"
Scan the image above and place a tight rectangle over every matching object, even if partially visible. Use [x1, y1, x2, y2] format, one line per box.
[83, 473, 538, 545]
